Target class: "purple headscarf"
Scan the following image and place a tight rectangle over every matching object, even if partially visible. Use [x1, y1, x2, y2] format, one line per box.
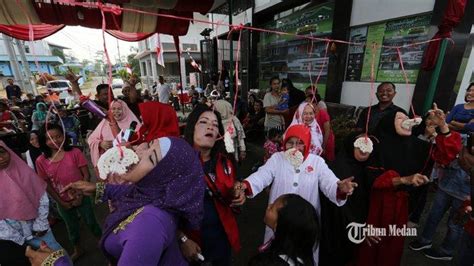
[101, 137, 205, 241]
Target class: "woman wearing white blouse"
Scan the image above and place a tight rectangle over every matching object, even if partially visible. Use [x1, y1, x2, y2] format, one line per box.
[235, 125, 357, 265]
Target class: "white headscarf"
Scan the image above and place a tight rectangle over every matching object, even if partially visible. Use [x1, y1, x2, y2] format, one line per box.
[287, 102, 324, 155]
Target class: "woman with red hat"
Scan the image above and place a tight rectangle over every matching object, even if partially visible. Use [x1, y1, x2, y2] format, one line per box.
[235, 124, 357, 264]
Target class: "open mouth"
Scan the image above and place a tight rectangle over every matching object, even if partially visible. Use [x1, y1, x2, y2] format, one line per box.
[204, 133, 215, 138]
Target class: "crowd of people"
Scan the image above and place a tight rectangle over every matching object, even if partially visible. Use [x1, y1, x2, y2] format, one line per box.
[0, 73, 473, 266]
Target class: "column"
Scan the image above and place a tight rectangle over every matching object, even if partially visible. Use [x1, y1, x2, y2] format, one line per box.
[179, 52, 187, 88]
[145, 59, 152, 90]
[151, 55, 158, 82]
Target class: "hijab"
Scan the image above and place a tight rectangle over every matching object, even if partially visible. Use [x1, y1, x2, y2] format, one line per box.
[88, 99, 141, 166]
[34, 102, 47, 121]
[214, 99, 242, 138]
[283, 124, 311, 159]
[288, 102, 323, 155]
[0, 140, 47, 220]
[138, 102, 180, 142]
[370, 111, 431, 177]
[28, 131, 42, 170]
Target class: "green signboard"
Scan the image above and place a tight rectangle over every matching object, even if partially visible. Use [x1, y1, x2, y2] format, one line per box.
[258, 2, 334, 96]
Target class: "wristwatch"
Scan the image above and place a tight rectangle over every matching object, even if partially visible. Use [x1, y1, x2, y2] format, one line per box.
[180, 235, 188, 244]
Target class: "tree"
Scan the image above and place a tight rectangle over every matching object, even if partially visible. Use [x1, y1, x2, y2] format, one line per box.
[51, 48, 65, 62]
[127, 53, 140, 75]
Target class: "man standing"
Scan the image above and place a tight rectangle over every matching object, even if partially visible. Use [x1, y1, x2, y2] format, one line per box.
[356, 82, 403, 132]
[157, 76, 172, 104]
[5, 79, 22, 101]
[263, 76, 286, 133]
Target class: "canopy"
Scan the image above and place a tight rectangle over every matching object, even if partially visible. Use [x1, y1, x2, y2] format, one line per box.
[0, 0, 225, 41]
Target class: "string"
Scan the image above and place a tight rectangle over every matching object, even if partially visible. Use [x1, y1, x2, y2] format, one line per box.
[396, 47, 417, 117]
[365, 43, 378, 138]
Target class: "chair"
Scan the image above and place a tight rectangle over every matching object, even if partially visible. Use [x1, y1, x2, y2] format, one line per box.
[178, 93, 193, 110]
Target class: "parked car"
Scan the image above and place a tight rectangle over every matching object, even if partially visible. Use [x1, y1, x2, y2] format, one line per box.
[46, 80, 72, 100]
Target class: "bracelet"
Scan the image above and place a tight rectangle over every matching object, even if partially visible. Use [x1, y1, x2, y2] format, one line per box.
[439, 129, 451, 136]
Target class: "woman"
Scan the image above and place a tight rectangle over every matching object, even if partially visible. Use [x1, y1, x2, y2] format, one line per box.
[249, 194, 320, 266]
[65, 136, 205, 265]
[319, 132, 376, 265]
[447, 83, 474, 133]
[237, 124, 357, 264]
[32, 102, 48, 131]
[352, 110, 460, 266]
[0, 101, 18, 132]
[88, 99, 141, 168]
[25, 130, 42, 171]
[214, 99, 247, 162]
[180, 104, 243, 265]
[137, 101, 180, 143]
[289, 102, 324, 156]
[0, 141, 64, 266]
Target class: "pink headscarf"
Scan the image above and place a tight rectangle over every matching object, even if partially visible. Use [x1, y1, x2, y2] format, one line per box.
[88, 99, 141, 166]
[0, 140, 47, 220]
[288, 102, 324, 155]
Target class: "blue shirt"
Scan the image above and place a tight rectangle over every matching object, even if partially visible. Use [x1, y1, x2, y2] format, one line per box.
[446, 104, 474, 133]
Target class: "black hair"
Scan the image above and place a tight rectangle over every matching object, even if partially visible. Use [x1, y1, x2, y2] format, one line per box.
[184, 104, 226, 159]
[281, 78, 295, 89]
[267, 127, 281, 140]
[376, 82, 396, 92]
[268, 194, 320, 266]
[464, 82, 474, 102]
[96, 84, 110, 95]
[254, 99, 263, 107]
[38, 123, 72, 158]
[0, 102, 8, 109]
[269, 76, 280, 86]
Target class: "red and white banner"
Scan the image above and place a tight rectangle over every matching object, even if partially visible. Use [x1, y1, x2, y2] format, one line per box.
[155, 34, 165, 68]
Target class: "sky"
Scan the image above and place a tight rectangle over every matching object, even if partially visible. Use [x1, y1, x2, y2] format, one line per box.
[45, 26, 138, 64]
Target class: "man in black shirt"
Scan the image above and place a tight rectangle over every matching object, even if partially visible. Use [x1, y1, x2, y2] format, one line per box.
[356, 82, 404, 132]
[5, 79, 22, 100]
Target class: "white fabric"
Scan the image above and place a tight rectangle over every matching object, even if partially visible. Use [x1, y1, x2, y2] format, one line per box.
[245, 152, 345, 265]
[158, 83, 172, 103]
[0, 192, 49, 245]
[288, 102, 324, 155]
[25, 150, 35, 170]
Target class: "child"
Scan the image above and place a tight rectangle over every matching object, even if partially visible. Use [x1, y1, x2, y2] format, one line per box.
[276, 86, 289, 111]
[248, 194, 320, 266]
[263, 128, 282, 163]
[58, 108, 80, 145]
[35, 124, 101, 261]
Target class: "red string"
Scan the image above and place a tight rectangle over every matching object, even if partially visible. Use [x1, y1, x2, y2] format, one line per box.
[396, 47, 417, 117]
[365, 43, 378, 137]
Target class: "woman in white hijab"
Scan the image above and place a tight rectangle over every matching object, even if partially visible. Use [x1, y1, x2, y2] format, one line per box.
[288, 102, 324, 156]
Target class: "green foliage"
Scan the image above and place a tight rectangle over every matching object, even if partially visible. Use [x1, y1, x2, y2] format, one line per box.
[51, 48, 65, 61]
[127, 53, 140, 75]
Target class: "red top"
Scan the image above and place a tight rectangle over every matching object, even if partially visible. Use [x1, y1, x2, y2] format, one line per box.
[316, 109, 335, 161]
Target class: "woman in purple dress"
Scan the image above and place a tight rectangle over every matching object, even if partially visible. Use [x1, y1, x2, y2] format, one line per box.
[65, 137, 205, 265]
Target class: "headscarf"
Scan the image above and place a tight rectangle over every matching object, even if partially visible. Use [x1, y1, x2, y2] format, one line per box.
[28, 131, 43, 170]
[88, 99, 141, 166]
[214, 99, 238, 137]
[288, 102, 323, 155]
[34, 102, 47, 121]
[138, 101, 180, 142]
[370, 111, 431, 177]
[0, 140, 47, 220]
[102, 137, 205, 249]
[283, 124, 311, 159]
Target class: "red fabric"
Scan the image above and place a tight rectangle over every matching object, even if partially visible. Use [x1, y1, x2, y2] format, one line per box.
[421, 0, 467, 70]
[432, 131, 462, 166]
[0, 111, 14, 130]
[138, 102, 180, 142]
[283, 124, 311, 159]
[316, 109, 335, 161]
[352, 170, 408, 266]
[106, 30, 154, 41]
[0, 24, 65, 41]
[209, 154, 241, 252]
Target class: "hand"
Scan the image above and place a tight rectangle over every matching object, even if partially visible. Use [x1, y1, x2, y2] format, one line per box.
[179, 238, 201, 262]
[231, 182, 246, 206]
[337, 176, 358, 196]
[402, 173, 429, 187]
[427, 103, 447, 127]
[100, 141, 113, 150]
[239, 151, 247, 161]
[424, 125, 437, 139]
[65, 67, 82, 84]
[459, 146, 474, 172]
[60, 201, 73, 210]
[25, 243, 54, 266]
[365, 235, 381, 247]
[70, 193, 83, 207]
[62, 180, 97, 196]
[449, 121, 465, 131]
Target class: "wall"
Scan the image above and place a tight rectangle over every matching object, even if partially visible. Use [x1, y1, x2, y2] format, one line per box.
[0, 39, 52, 56]
[350, 0, 435, 27]
[340, 0, 435, 108]
[254, 0, 282, 13]
[454, 26, 474, 105]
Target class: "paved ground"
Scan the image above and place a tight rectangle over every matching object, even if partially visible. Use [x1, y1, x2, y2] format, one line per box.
[51, 141, 456, 266]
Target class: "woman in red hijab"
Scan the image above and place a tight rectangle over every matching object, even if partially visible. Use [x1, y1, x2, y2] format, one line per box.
[138, 102, 180, 142]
